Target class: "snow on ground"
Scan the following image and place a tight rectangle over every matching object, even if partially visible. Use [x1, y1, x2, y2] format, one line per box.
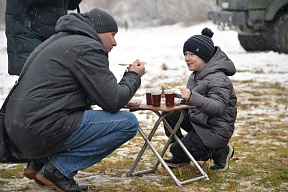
[1, 21, 287, 105]
[108, 21, 288, 88]
[0, 21, 287, 191]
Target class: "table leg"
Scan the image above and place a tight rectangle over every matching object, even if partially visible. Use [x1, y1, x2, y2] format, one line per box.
[126, 109, 209, 186]
[126, 111, 174, 177]
[152, 110, 184, 170]
[162, 111, 210, 182]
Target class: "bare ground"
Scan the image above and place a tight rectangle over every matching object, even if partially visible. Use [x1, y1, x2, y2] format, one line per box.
[0, 78, 287, 192]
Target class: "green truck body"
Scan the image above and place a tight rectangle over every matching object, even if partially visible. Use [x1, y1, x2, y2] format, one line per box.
[209, 0, 288, 53]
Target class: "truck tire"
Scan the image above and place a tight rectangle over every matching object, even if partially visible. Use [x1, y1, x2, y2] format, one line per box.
[266, 13, 288, 53]
[238, 34, 267, 52]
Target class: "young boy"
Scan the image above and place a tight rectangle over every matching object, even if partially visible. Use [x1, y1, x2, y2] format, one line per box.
[164, 28, 237, 171]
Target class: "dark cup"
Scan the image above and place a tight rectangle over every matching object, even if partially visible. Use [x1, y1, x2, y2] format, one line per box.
[164, 89, 175, 107]
[145, 89, 153, 105]
[151, 89, 162, 107]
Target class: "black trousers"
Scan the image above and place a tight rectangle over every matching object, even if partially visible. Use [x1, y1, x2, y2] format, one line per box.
[163, 110, 213, 161]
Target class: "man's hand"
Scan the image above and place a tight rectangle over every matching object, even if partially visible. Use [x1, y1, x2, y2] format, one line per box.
[181, 88, 191, 101]
[127, 59, 145, 77]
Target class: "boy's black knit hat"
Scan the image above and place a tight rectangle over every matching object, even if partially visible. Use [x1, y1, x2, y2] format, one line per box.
[183, 28, 215, 63]
[88, 8, 118, 33]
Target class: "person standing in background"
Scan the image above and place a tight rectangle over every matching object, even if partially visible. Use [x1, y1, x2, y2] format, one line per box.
[5, 0, 82, 75]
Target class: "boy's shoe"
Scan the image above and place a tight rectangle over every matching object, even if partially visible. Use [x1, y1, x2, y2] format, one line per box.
[210, 145, 234, 171]
[164, 156, 190, 168]
[36, 161, 88, 192]
[23, 159, 45, 185]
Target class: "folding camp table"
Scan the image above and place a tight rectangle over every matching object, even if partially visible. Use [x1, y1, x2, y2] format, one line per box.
[125, 104, 209, 186]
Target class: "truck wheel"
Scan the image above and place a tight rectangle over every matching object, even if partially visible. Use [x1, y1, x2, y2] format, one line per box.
[266, 13, 288, 53]
[238, 34, 267, 52]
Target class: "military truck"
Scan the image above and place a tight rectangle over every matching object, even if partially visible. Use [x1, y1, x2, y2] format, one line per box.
[208, 0, 288, 53]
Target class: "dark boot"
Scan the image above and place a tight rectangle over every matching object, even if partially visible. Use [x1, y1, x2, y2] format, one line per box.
[36, 161, 88, 192]
[164, 156, 190, 168]
[23, 159, 45, 185]
[210, 145, 234, 171]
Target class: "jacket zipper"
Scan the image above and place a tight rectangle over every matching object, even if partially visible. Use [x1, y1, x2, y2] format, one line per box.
[28, 7, 39, 31]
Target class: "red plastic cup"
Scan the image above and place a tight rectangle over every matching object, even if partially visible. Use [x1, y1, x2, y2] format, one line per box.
[151, 89, 162, 107]
[145, 88, 153, 105]
[164, 89, 175, 107]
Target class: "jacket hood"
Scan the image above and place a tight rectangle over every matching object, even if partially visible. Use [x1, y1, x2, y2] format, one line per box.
[55, 12, 102, 43]
[196, 47, 236, 79]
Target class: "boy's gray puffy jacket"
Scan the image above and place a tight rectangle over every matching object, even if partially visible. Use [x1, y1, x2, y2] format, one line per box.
[4, 12, 141, 159]
[187, 47, 237, 150]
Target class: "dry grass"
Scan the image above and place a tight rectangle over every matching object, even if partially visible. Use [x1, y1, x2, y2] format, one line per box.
[0, 80, 287, 192]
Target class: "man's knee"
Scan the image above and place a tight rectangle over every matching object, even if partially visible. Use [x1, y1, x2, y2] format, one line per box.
[121, 111, 139, 137]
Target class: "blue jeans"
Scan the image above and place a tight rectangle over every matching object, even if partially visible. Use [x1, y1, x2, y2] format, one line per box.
[44, 110, 139, 179]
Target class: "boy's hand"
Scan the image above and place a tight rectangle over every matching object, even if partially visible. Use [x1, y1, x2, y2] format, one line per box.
[181, 88, 191, 101]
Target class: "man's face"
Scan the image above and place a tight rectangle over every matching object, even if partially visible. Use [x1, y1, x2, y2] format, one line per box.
[98, 32, 117, 52]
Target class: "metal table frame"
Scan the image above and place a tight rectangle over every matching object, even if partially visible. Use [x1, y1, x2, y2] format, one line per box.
[125, 104, 209, 186]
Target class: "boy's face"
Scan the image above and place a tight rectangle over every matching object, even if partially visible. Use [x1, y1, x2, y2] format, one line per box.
[98, 32, 117, 52]
[184, 51, 206, 71]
